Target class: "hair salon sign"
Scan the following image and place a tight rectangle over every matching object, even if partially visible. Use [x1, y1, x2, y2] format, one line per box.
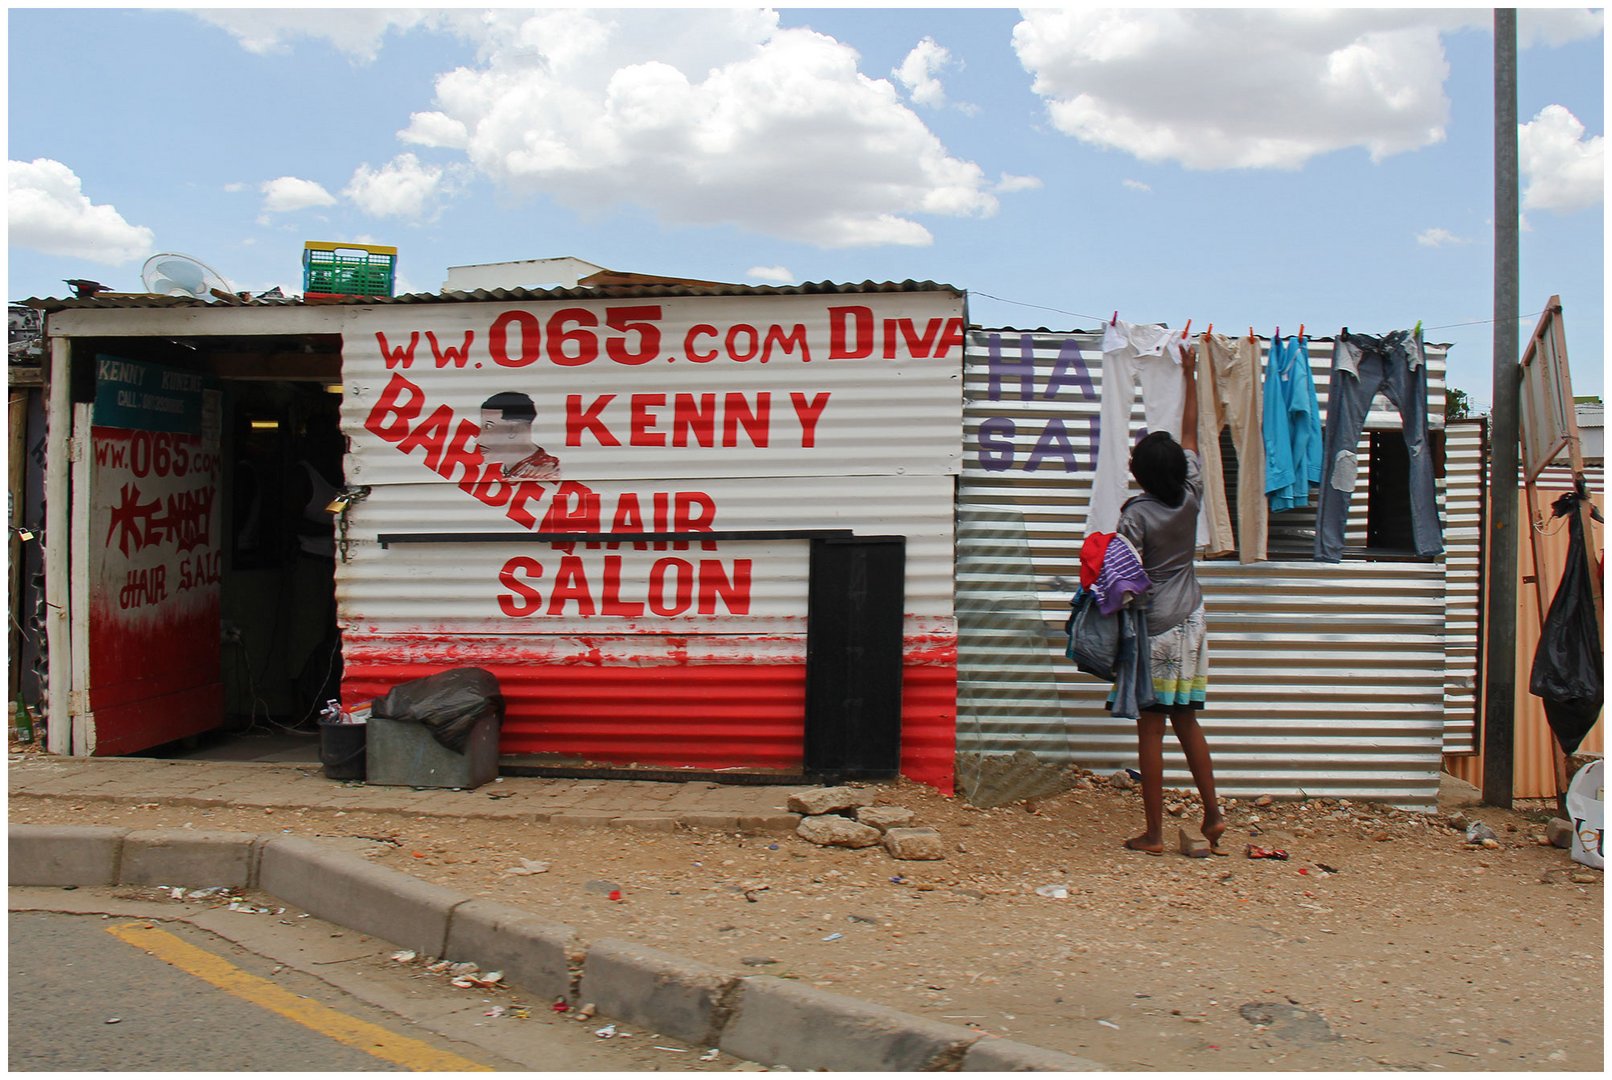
[340, 291, 965, 625]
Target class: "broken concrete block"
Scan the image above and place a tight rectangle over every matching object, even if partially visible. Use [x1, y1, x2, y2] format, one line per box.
[1178, 828, 1212, 858]
[786, 786, 873, 817]
[797, 815, 882, 848]
[855, 806, 915, 833]
[883, 827, 946, 861]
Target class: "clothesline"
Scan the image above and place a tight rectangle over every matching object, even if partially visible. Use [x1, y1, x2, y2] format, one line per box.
[968, 291, 1546, 335]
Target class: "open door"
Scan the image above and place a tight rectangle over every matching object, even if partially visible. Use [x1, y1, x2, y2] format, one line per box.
[74, 354, 224, 754]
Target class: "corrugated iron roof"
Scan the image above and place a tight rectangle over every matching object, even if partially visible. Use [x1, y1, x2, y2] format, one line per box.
[21, 279, 963, 314]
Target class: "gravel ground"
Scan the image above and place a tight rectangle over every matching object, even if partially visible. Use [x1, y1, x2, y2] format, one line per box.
[10, 765, 1602, 1072]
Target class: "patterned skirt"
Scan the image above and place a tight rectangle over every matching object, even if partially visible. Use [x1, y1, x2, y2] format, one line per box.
[1148, 603, 1209, 709]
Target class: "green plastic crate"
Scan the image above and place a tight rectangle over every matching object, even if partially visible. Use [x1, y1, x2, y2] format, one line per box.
[302, 242, 397, 297]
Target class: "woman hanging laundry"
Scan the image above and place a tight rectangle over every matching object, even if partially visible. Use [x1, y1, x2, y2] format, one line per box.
[1110, 343, 1228, 858]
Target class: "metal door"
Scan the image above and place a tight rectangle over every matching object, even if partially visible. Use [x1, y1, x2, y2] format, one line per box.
[74, 355, 223, 754]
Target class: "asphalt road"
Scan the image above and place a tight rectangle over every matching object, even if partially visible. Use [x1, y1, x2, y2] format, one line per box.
[8, 899, 734, 1072]
[9, 911, 506, 1071]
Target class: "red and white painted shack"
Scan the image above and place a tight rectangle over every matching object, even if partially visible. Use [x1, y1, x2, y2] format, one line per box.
[26, 273, 968, 791]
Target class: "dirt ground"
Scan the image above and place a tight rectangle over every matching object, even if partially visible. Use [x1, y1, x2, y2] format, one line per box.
[9, 768, 1603, 1072]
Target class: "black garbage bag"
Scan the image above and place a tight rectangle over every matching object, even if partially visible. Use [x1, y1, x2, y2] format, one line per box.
[1528, 488, 1603, 755]
[374, 667, 504, 754]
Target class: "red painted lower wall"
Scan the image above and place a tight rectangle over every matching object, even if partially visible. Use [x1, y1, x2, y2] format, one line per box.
[343, 640, 956, 793]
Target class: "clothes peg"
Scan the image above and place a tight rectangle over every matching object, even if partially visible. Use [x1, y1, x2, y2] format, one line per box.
[1249, 326, 1255, 345]
[1180, 319, 1192, 338]
[1111, 311, 1119, 327]
[1413, 319, 1422, 337]
[1298, 323, 1304, 340]
[1206, 323, 1213, 337]
[1275, 326, 1280, 341]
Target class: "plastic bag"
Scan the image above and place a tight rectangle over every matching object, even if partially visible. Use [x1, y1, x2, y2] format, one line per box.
[1564, 759, 1603, 871]
[1528, 488, 1603, 755]
[1065, 588, 1120, 680]
[374, 667, 503, 753]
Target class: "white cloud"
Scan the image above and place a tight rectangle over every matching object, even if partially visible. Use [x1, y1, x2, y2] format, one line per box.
[191, 10, 438, 62]
[1415, 227, 1468, 247]
[344, 153, 460, 220]
[1517, 8, 1604, 47]
[260, 176, 337, 213]
[1013, 10, 1464, 170]
[8, 158, 154, 264]
[995, 173, 1042, 193]
[1123, 179, 1152, 193]
[396, 10, 998, 248]
[894, 37, 952, 109]
[746, 265, 794, 283]
[223, 181, 248, 193]
[1519, 104, 1604, 214]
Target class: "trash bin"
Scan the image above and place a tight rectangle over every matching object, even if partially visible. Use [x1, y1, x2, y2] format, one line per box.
[365, 667, 503, 790]
[318, 720, 367, 781]
[365, 711, 500, 790]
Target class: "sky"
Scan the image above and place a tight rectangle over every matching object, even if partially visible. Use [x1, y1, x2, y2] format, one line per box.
[6, 5, 1605, 408]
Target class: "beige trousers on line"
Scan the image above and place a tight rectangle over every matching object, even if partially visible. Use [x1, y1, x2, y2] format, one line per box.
[1196, 332, 1267, 563]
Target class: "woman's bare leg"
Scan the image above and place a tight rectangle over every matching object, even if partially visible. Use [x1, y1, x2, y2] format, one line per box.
[1125, 711, 1168, 853]
[1169, 708, 1225, 848]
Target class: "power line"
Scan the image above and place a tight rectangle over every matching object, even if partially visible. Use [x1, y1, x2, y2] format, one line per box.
[968, 290, 1548, 334]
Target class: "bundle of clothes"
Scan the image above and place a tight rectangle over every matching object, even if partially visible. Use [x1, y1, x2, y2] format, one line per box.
[1064, 530, 1154, 719]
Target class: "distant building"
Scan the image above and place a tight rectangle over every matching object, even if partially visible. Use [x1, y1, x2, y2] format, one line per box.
[1574, 398, 1602, 463]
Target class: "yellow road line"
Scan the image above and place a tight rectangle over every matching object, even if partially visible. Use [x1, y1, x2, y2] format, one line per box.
[106, 922, 492, 1072]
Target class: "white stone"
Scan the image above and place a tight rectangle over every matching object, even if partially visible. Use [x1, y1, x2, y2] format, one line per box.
[786, 786, 873, 816]
[883, 827, 947, 861]
[796, 815, 882, 848]
[855, 806, 916, 833]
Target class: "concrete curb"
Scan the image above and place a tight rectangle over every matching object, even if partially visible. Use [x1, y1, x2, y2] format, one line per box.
[579, 939, 738, 1047]
[7, 824, 1104, 1072]
[259, 834, 467, 958]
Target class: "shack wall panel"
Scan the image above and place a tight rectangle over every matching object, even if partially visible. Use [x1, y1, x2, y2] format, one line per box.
[336, 292, 963, 790]
[958, 329, 1451, 809]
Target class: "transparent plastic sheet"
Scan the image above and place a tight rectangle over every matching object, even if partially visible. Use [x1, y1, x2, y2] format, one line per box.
[954, 505, 1072, 805]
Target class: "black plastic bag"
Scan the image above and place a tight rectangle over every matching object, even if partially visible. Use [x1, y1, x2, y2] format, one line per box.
[374, 667, 504, 754]
[1528, 489, 1603, 755]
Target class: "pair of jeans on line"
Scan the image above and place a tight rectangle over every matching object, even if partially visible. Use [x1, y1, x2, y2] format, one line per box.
[1314, 328, 1444, 562]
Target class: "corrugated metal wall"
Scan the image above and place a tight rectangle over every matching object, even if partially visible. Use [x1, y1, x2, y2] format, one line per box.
[958, 328, 1454, 809]
[335, 291, 964, 789]
[1441, 420, 1487, 753]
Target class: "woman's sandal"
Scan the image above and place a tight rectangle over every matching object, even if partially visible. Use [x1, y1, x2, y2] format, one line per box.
[1124, 836, 1165, 856]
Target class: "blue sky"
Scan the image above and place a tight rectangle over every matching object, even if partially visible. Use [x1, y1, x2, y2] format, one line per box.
[7, 6, 1605, 406]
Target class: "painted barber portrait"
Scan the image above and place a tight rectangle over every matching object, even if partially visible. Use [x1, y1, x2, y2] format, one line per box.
[477, 391, 561, 480]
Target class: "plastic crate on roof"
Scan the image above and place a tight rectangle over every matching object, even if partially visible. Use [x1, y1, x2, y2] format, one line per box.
[303, 241, 397, 298]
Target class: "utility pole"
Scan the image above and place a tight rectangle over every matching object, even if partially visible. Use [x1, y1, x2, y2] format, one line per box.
[1483, 8, 1520, 808]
